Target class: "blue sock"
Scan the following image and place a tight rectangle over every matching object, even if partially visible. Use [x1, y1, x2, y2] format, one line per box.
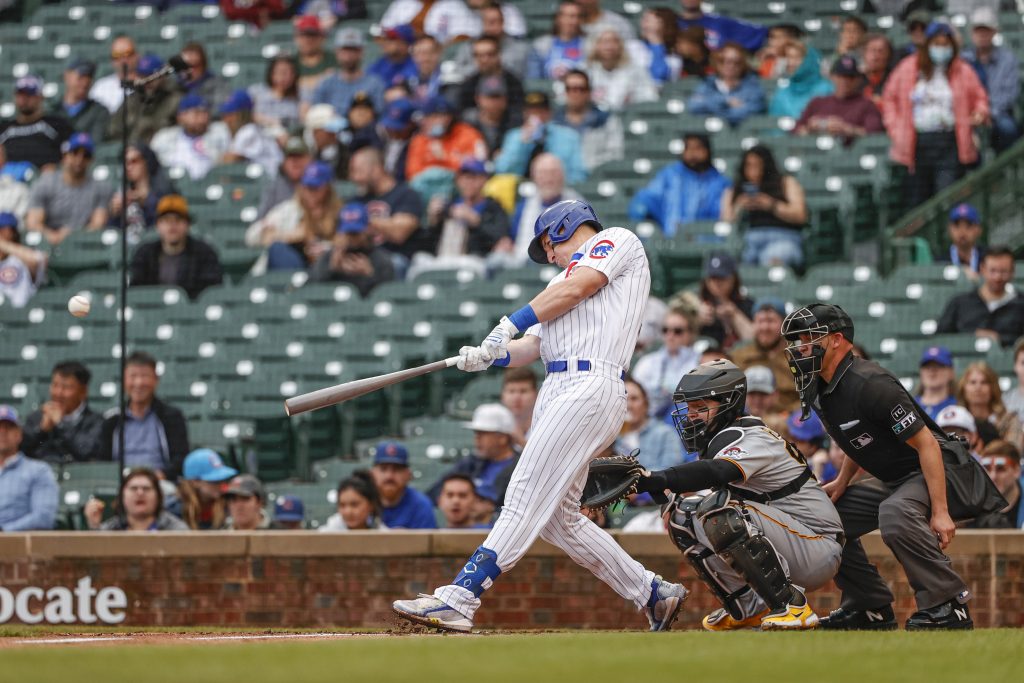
[646, 577, 660, 608]
[451, 546, 502, 598]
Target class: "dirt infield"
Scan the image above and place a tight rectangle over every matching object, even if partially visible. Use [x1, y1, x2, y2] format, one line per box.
[0, 630, 440, 648]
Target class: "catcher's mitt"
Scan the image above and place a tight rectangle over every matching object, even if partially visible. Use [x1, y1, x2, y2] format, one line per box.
[581, 453, 644, 509]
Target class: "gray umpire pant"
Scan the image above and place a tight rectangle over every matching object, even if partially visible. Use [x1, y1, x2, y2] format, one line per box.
[834, 475, 968, 611]
[693, 501, 843, 619]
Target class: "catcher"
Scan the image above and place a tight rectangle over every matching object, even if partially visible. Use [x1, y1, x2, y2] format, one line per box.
[584, 360, 843, 630]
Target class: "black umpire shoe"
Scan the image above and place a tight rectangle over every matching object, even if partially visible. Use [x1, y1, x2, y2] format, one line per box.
[905, 599, 973, 631]
[819, 605, 898, 630]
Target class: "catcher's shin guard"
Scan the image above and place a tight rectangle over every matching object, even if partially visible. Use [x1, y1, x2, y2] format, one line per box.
[699, 501, 794, 612]
[669, 494, 752, 620]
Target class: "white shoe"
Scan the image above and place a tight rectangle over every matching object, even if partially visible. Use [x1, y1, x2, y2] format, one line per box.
[646, 576, 689, 631]
[393, 594, 474, 633]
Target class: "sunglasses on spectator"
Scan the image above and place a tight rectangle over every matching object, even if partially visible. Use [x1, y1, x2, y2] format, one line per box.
[982, 457, 1009, 470]
[112, 49, 136, 59]
[565, 85, 589, 92]
[473, 50, 498, 58]
[662, 326, 689, 335]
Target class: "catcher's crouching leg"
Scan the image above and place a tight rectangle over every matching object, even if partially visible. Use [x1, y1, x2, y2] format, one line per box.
[668, 494, 756, 622]
[697, 491, 803, 620]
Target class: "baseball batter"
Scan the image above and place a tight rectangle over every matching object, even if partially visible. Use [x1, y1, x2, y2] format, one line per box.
[633, 360, 844, 630]
[393, 200, 688, 632]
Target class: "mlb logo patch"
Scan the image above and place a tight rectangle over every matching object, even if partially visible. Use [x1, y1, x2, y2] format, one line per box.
[851, 433, 874, 449]
[589, 240, 614, 259]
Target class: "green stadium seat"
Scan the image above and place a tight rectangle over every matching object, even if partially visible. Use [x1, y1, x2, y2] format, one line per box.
[264, 481, 337, 528]
[450, 374, 504, 420]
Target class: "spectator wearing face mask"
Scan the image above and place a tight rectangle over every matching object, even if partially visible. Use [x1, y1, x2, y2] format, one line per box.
[882, 21, 989, 211]
[494, 91, 585, 184]
[405, 95, 487, 181]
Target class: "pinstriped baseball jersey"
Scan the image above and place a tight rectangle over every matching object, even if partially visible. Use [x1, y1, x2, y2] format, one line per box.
[711, 417, 843, 536]
[534, 227, 650, 368]
[0, 254, 41, 308]
[431, 225, 661, 622]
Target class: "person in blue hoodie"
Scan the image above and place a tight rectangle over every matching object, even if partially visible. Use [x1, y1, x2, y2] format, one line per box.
[687, 43, 766, 127]
[769, 42, 834, 119]
[495, 91, 586, 184]
[628, 132, 730, 236]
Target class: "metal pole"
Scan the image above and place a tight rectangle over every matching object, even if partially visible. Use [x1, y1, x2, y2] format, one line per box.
[117, 64, 130, 485]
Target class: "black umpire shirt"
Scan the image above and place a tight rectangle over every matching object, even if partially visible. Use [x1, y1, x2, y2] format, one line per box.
[813, 351, 953, 484]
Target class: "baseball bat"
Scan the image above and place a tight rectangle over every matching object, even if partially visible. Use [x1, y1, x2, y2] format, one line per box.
[284, 356, 460, 416]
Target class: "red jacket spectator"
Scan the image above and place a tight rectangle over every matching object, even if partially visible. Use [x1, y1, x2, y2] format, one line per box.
[882, 53, 988, 172]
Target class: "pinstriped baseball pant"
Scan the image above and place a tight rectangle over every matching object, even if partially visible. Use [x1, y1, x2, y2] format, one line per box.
[435, 367, 657, 619]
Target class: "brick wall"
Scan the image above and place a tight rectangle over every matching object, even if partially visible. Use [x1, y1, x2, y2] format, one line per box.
[0, 532, 1021, 628]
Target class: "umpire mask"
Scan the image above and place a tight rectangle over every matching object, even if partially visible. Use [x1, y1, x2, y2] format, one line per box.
[781, 304, 854, 420]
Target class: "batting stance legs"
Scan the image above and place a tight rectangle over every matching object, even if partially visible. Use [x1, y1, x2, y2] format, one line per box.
[669, 492, 842, 629]
[398, 371, 686, 631]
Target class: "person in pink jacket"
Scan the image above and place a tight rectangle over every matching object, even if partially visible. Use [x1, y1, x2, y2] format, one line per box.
[882, 22, 989, 211]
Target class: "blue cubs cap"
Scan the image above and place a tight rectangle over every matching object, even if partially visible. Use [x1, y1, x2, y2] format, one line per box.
[219, 89, 253, 116]
[705, 252, 738, 278]
[787, 409, 825, 442]
[183, 448, 239, 482]
[925, 21, 954, 40]
[422, 94, 454, 115]
[373, 440, 409, 466]
[177, 93, 208, 113]
[831, 53, 861, 77]
[0, 211, 18, 229]
[920, 345, 953, 368]
[381, 98, 416, 130]
[137, 53, 164, 78]
[949, 203, 979, 224]
[301, 161, 333, 188]
[66, 57, 97, 77]
[382, 24, 416, 44]
[61, 132, 94, 156]
[14, 75, 43, 95]
[458, 158, 488, 175]
[338, 201, 369, 233]
[0, 404, 21, 427]
[274, 495, 305, 523]
[754, 297, 787, 318]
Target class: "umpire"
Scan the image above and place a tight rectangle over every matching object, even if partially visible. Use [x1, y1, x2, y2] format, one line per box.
[781, 303, 1004, 631]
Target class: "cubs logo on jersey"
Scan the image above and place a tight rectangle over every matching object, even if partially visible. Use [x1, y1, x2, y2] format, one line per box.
[0, 264, 22, 285]
[589, 240, 615, 259]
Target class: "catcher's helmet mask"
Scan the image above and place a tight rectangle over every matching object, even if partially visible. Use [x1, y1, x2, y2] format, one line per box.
[671, 360, 747, 457]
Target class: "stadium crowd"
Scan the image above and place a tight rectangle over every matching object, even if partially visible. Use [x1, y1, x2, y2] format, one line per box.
[1, 0, 1023, 532]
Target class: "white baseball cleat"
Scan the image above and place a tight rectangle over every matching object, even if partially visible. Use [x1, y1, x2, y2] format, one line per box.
[393, 594, 474, 633]
[646, 576, 689, 631]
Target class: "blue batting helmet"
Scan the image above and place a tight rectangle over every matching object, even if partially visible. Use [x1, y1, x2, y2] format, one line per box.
[527, 199, 603, 264]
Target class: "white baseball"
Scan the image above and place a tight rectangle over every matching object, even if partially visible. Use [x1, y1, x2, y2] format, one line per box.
[68, 295, 91, 318]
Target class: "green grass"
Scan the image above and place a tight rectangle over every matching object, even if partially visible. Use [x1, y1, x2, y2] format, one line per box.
[3, 631, 1023, 683]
